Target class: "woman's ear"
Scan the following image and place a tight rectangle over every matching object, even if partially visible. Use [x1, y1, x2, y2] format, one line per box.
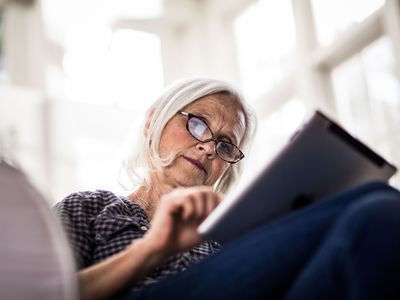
[144, 109, 155, 138]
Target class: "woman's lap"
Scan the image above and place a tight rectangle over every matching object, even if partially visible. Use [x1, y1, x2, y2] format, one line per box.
[284, 188, 400, 300]
[121, 182, 400, 300]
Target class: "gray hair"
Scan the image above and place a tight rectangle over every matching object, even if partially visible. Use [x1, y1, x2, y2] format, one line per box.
[122, 78, 257, 194]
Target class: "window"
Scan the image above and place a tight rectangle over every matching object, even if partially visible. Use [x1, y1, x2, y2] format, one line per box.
[63, 28, 163, 111]
[244, 98, 307, 187]
[102, 0, 163, 20]
[332, 36, 400, 186]
[234, 0, 296, 101]
[311, 0, 385, 45]
[233, 0, 400, 189]
[73, 137, 124, 194]
[60, 25, 163, 197]
[108, 29, 164, 109]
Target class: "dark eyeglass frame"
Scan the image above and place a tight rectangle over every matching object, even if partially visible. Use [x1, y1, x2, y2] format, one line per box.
[179, 111, 244, 164]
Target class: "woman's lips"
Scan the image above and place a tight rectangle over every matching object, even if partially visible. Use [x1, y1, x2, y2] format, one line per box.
[183, 156, 207, 174]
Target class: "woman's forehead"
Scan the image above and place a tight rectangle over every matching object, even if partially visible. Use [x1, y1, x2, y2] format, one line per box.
[185, 94, 244, 120]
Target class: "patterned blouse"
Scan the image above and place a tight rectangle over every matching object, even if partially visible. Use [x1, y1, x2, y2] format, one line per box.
[53, 190, 220, 291]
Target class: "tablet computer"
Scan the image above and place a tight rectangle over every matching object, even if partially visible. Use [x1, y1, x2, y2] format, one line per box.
[198, 110, 397, 244]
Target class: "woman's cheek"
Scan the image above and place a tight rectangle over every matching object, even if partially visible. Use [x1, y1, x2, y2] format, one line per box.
[208, 162, 229, 184]
[159, 131, 189, 156]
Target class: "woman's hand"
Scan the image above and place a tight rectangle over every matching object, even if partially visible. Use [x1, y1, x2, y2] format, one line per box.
[78, 187, 221, 300]
[142, 186, 221, 259]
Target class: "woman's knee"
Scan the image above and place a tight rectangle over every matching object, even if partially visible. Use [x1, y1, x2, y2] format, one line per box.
[346, 181, 396, 198]
[336, 188, 400, 244]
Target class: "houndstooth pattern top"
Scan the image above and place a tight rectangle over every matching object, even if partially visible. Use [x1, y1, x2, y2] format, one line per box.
[53, 190, 221, 291]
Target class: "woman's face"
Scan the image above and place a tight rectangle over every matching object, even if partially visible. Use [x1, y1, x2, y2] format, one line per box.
[157, 93, 246, 188]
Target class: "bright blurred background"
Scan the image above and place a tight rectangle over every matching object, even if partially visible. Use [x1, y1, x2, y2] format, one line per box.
[0, 0, 399, 204]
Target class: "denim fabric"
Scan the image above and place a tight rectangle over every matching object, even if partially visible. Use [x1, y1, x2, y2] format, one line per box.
[118, 182, 400, 300]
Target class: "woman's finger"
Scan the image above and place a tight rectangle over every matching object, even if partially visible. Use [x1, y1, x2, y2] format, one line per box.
[193, 191, 208, 219]
[162, 187, 220, 222]
[180, 195, 195, 221]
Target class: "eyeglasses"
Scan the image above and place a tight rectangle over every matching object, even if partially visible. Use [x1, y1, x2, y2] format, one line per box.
[179, 111, 244, 164]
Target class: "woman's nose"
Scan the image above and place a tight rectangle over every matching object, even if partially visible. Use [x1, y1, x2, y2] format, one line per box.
[196, 141, 216, 158]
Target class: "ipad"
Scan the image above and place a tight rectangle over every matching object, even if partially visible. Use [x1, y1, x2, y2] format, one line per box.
[198, 110, 397, 244]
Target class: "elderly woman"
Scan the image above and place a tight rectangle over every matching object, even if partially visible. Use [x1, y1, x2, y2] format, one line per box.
[54, 78, 400, 300]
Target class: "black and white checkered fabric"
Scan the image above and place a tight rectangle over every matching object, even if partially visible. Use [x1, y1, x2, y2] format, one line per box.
[53, 190, 221, 291]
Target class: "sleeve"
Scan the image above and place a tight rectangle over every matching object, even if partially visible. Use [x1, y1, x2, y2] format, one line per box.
[53, 192, 95, 269]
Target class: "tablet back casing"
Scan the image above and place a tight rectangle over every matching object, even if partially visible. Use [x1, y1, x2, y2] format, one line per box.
[198, 111, 397, 244]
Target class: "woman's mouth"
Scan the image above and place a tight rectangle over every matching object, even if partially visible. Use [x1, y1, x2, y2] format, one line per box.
[183, 156, 208, 174]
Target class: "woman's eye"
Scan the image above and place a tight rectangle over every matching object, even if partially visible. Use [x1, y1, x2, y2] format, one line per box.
[219, 142, 232, 154]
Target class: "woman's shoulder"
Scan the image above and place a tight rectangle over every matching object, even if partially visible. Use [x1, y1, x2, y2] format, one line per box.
[57, 189, 119, 205]
[60, 189, 120, 203]
[53, 190, 130, 218]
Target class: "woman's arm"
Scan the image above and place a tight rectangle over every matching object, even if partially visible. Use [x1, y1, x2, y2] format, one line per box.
[79, 186, 221, 300]
[79, 238, 166, 300]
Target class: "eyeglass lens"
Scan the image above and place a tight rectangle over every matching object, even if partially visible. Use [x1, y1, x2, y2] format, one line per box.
[188, 117, 211, 140]
[187, 115, 241, 162]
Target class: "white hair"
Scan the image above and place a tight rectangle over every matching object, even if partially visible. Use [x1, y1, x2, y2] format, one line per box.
[122, 78, 257, 194]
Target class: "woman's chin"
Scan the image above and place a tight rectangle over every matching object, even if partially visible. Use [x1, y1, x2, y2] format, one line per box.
[177, 176, 205, 187]
[162, 160, 209, 187]
[172, 171, 208, 187]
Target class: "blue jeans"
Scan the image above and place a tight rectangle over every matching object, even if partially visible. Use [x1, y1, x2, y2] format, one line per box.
[120, 182, 400, 300]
